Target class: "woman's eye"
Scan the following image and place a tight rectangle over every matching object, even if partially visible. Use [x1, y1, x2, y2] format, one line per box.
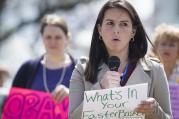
[46, 35, 52, 40]
[55, 36, 61, 40]
[120, 22, 128, 27]
[161, 42, 166, 46]
[106, 21, 113, 25]
[169, 43, 176, 47]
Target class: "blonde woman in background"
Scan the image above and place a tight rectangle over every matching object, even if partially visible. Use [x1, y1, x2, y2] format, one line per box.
[151, 24, 179, 84]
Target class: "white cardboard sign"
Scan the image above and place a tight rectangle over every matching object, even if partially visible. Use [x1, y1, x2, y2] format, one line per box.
[82, 83, 148, 119]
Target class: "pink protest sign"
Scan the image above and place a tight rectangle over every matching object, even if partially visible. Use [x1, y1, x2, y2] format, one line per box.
[169, 84, 179, 119]
[2, 87, 68, 119]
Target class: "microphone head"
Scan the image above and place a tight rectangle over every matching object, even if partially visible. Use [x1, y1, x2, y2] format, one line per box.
[108, 56, 120, 71]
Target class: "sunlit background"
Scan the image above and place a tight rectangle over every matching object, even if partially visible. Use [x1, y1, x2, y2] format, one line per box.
[0, 0, 179, 89]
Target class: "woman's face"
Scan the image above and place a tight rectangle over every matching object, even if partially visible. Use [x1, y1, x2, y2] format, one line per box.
[157, 40, 178, 63]
[42, 25, 68, 55]
[98, 8, 135, 56]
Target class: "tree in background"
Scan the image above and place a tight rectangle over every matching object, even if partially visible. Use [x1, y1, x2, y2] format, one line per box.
[0, 0, 94, 45]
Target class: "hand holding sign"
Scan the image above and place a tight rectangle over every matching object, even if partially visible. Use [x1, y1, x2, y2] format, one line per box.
[134, 98, 157, 116]
[52, 85, 69, 103]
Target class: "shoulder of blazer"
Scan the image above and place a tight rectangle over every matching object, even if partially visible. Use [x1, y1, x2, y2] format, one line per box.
[139, 57, 162, 77]
[142, 57, 163, 80]
[143, 57, 161, 68]
[77, 56, 88, 66]
[75, 56, 88, 73]
[149, 57, 160, 63]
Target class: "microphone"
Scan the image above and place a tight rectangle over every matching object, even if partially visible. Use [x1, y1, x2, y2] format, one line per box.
[107, 56, 120, 71]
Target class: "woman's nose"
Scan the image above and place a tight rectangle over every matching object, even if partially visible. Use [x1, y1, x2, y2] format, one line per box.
[114, 26, 120, 34]
[114, 30, 119, 34]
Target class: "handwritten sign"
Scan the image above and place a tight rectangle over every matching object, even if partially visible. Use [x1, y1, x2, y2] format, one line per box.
[82, 83, 148, 119]
[2, 87, 68, 119]
[169, 84, 179, 119]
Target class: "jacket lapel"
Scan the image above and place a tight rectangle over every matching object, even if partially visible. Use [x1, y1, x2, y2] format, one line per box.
[126, 59, 153, 96]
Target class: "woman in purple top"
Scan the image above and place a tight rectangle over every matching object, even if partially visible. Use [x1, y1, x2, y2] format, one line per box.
[12, 14, 76, 103]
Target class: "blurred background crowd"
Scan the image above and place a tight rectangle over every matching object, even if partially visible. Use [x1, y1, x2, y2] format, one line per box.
[0, 0, 179, 94]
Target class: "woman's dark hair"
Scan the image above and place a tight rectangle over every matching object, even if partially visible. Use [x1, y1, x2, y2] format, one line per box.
[85, 0, 151, 83]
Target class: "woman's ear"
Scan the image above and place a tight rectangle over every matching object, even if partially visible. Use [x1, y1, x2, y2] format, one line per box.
[131, 29, 136, 37]
[67, 32, 71, 41]
[97, 24, 102, 36]
[64, 33, 71, 47]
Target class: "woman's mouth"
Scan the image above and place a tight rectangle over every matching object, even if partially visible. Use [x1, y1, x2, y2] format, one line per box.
[112, 38, 120, 41]
[163, 52, 170, 56]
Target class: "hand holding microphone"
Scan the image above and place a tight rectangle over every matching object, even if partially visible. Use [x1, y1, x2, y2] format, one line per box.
[100, 56, 122, 89]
